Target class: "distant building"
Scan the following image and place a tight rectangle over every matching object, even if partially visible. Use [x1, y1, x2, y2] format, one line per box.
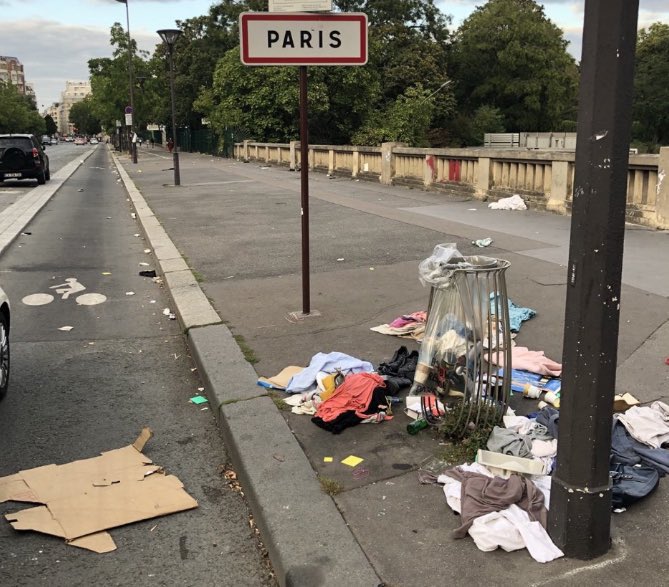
[44, 103, 61, 134]
[57, 81, 91, 135]
[0, 55, 27, 94]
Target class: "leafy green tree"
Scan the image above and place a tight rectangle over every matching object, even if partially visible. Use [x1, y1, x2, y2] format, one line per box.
[449, 0, 578, 136]
[0, 81, 46, 135]
[352, 84, 441, 146]
[448, 105, 506, 147]
[69, 98, 102, 136]
[633, 23, 669, 149]
[44, 114, 58, 136]
[88, 23, 156, 134]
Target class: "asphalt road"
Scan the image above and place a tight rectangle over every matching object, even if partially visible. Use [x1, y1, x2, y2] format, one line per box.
[0, 148, 275, 586]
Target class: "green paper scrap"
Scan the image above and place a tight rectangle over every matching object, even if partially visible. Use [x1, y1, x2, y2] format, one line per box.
[190, 395, 208, 405]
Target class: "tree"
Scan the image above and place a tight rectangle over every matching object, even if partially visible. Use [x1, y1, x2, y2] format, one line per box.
[633, 22, 669, 149]
[69, 98, 101, 136]
[449, 0, 578, 136]
[88, 23, 156, 135]
[0, 81, 46, 135]
[44, 114, 58, 136]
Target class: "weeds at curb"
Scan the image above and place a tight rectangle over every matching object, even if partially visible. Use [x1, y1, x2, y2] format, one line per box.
[318, 476, 343, 496]
[233, 334, 259, 364]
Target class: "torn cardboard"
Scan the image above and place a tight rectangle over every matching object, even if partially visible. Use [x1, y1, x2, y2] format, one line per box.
[0, 428, 197, 553]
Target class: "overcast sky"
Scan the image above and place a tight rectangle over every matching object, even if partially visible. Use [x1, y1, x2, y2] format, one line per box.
[0, 0, 667, 109]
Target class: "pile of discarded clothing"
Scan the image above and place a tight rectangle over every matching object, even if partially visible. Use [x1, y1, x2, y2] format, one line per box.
[257, 349, 419, 434]
[427, 399, 669, 562]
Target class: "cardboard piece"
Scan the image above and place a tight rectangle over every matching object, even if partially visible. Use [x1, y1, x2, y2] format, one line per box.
[613, 392, 640, 413]
[0, 428, 197, 553]
[257, 365, 304, 390]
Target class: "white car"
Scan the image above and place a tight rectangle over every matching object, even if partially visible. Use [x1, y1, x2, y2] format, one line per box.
[0, 286, 9, 401]
[90, 138, 99, 145]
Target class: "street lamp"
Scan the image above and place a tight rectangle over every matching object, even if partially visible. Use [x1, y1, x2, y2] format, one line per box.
[157, 28, 182, 186]
[116, 0, 137, 164]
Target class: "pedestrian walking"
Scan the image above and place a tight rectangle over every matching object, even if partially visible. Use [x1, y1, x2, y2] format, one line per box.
[167, 137, 174, 153]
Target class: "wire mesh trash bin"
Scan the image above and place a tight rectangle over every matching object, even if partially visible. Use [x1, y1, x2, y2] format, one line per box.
[408, 244, 512, 438]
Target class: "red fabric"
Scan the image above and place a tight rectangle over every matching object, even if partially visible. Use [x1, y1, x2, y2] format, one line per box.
[315, 372, 386, 423]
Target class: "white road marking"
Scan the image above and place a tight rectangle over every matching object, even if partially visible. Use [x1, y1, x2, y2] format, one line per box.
[22, 293, 54, 306]
[76, 293, 107, 306]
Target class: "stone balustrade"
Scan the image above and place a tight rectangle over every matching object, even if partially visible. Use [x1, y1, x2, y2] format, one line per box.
[235, 140, 669, 229]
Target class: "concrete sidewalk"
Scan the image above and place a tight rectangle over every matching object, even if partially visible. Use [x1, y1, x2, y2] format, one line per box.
[113, 147, 669, 586]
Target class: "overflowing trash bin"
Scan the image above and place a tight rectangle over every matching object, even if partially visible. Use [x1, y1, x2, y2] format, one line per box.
[408, 244, 512, 437]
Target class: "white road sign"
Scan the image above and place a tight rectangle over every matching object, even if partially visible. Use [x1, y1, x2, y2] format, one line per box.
[268, 0, 332, 11]
[240, 12, 368, 66]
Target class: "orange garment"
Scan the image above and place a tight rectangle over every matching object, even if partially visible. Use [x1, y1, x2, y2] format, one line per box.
[315, 372, 386, 423]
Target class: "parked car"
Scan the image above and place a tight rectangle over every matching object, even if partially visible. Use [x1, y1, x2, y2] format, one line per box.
[89, 138, 99, 145]
[0, 286, 10, 402]
[74, 137, 86, 146]
[50, 138, 59, 145]
[0, 134, 50, 185]
[41, 135, 51, 146]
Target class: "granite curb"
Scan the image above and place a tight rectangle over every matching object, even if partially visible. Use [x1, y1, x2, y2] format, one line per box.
[110, 148, 381, 586]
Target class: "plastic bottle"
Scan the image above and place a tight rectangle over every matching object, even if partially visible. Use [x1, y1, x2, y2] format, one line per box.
[522, 383, 542, 399]
[544, 391, 560, 409]
[407, 418, 429, 435]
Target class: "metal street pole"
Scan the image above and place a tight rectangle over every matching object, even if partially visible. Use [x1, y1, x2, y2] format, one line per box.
[158, 29, 182, 186]
[548, 0, 639, 559]
[117, 0, 137, 164]
[167, 44, 180, 186]
[299, 66, 310, 315]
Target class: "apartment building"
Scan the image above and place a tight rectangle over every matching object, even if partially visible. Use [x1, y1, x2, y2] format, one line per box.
[57, 81, 91, 135]
[0, 56, 27, 94]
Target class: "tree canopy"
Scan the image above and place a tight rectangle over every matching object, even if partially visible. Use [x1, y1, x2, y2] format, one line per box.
[69, 97, 102, 135]
[633, 22, 669, 149]
[449, 0, 578, 133]
[0, 81, 45, 135]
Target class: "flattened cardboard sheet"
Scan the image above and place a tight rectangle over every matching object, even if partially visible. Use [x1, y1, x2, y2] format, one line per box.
[0, 428, 197, 553]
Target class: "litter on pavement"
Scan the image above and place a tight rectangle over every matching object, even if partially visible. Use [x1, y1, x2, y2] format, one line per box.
[488, 194, 527, 210]
[0, 428, 197, 553]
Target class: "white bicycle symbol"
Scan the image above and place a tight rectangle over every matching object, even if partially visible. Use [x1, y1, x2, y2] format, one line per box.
[22, 278, 107, 307]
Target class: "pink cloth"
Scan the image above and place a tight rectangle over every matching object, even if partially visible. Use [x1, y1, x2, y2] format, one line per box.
[389, 311, 427, 328]
[487, 347, 562, 377]
[314, 372, 386, 423]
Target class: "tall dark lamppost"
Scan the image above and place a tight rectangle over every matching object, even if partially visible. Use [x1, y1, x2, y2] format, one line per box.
[116, 0, 137, 164]
[157, 29, 181, 186]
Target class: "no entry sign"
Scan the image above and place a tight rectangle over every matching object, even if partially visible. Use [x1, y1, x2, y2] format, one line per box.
[239, 12, 368, 66]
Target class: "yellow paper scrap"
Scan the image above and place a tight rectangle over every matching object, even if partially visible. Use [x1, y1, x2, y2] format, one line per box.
[102, 272, 112, 275]
[323, 457, 333, 463]
[341, 455, 364, 467]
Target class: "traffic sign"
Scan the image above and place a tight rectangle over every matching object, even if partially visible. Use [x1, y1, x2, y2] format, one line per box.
[125, 106, 133, 114]
[239, 12, 367, 66]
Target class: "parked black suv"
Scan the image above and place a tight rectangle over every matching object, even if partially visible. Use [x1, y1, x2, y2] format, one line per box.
[0, 134, 51, 185]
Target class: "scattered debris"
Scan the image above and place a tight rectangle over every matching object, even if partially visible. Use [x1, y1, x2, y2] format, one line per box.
[472, 238, 493, 248]
[143, 249, 151, 254]
[189, 395, 208, 405]
[336, 258, 345, 262]
[0, 429, 197, 553]
[77, 189, 84, 192]
[162, 308, 171, 316]
[58, 326, 73, 332]
[21, 232, 31, 236]
[341, 455, 364, 468]
[125, 292, 135, 296]
[101, 272, 111, 276]
[139, 270, 156, 278]
[488, 194, 527, 211]
[130, 213, 136, 219]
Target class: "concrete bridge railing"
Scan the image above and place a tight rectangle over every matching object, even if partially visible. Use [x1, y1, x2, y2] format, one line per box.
[234, 141, 669, 230]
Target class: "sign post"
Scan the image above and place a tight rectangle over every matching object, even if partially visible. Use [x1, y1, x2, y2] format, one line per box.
[240, 12, 367, 316]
